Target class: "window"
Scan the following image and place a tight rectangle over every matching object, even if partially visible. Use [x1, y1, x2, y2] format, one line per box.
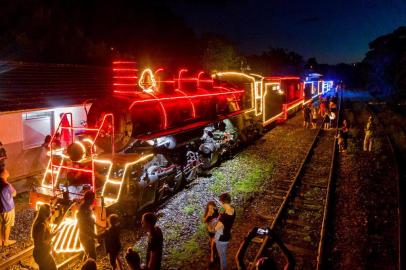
[22, 111, 53, 149]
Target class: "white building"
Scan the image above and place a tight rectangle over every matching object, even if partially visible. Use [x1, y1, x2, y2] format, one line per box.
[0, 61, 111, 184]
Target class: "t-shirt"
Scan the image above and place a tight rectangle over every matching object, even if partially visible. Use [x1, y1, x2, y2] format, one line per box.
[0, 183, 15, 213]
[102, 227, 121, 254]
[146, 226, 163, 270]
[217, 210, 236, 242]
[32, 221, 52, 254]
[205, 210, 219, 237]
[76, 203, 96, 241]
[366, 122, 375, 137]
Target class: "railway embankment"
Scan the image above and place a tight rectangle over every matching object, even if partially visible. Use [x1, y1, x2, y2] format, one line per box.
[325, 92, 400, 270]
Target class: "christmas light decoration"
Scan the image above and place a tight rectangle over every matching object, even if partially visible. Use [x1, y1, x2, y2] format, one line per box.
[138, 68, 157, 93]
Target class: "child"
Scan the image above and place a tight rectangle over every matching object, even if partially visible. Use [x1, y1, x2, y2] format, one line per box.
[204, 201, 219, 265]
[125, 248, 141, 270]
[99, 214, 122, 269]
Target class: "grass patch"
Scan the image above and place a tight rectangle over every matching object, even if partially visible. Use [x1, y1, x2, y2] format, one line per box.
[232, 165, 263, 195]
[183, 205, 196, 216]
[165, 224, 183, 242]
[168, 239, 204, 262]
[167, 223, 207, 264]
[210, 158, 273, 198]
[210, 170, 228, 194]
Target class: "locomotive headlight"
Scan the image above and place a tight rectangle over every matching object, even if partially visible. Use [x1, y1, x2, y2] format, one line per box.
[67, 141, 86, 162]
[66, 139, 96, 162]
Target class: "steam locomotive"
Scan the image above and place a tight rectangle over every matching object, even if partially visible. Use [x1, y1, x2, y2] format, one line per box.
[29, 62, 334, 253]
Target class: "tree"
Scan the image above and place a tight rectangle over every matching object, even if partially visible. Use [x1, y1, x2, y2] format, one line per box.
[0, 0, 199, 67]
[305, 57, 318, 70]
[201, 35, 241, 72]
[247, 47, 304, 76]
[361, 26, 406, 99]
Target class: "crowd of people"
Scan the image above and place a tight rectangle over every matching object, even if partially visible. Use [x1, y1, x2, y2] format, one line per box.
[302, 95, 338, 130]
[26, 190, 234, 270]
[28, 189, 163, 270]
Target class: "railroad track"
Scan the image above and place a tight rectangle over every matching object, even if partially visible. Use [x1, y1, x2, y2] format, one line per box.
[0, 245, 83, 270]
[249, 92, 342, 270]
[0, 246, 34, 269]
[270, 124, 336, 269]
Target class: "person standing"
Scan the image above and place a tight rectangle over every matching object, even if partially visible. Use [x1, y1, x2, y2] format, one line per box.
[32, 204, 57, 270]
[311, 106, 318, 129]
[141, 212, 163, 270]
[98, 214, 122, 270]
[0, 142, 7, 171]
[214, 193, 236, 270]
[77, 190, 97, 259]
[204, 201, 219, 266]
[323, 110, 330, 130]
[303, 105, 311, 129]
[341, 120, 349, 151]
[39, 135, 51, 170]
[329, 110, 336, 129]
[329, 100, 337, 113]
[319, 99, 326, 117]
[0, 168, 16, 246]
[363, 116, 375, 152]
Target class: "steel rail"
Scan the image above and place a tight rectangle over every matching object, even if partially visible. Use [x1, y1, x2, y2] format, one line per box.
[0, 246, 34, 269]
[0, 245, 84, 270]
[316, 88, 343, 269]
[57, 252, 84, 269]
[269, 122, 324, 231]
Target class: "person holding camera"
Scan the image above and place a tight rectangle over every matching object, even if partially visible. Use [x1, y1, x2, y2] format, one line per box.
[32, 203, 58, 270]
[236, 227, 294, 270]
[214, 193, 236, 270]
[77, 190, 97, 260]
[204, 200, 219, 266]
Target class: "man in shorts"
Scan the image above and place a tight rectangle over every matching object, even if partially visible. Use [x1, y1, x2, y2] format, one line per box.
[0, 168, 16, 246]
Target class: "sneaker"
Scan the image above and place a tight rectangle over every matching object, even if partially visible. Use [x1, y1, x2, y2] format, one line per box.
[4, 240, 16, 246]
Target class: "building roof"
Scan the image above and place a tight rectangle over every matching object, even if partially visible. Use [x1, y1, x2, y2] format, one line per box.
[0, 61, 112, 112]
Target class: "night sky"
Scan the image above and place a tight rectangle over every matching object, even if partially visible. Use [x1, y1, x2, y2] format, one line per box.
[170, 0, 406, 64]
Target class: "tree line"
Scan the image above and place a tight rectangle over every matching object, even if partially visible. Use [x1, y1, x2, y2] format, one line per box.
[0, 1, 404, 99]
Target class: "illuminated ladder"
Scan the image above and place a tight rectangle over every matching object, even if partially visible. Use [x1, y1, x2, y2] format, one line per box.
[53, 218, 82, 253]
[42, 156, 65, 188]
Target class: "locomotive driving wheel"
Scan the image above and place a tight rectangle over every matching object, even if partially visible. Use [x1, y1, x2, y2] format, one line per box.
[183, 151, 199, 183]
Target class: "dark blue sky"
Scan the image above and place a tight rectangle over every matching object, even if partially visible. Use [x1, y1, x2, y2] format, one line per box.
[170, 0, 406, 64]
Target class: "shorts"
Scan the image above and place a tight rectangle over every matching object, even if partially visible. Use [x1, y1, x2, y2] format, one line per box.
[0, 208, 15, 226]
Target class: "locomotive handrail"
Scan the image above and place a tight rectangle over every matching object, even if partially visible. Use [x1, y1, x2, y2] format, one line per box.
[44, 113, 115, 193]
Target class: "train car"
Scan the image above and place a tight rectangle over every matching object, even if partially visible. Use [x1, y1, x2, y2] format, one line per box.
[263, 76, 304, 122]
[29, 63, 334, 254]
